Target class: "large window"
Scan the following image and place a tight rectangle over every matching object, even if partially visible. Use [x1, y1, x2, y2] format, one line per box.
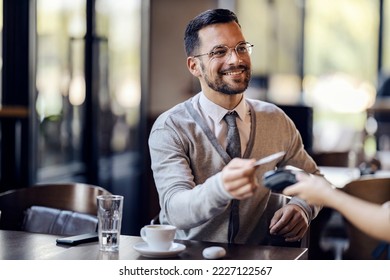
[382, 0, 390, 78]
[35, 0, 143, 234]
[95, 0, 141, 154]
[36, 0, 87, 179]
[36, 0, 142, 187]
[303, 0, 378, 154]
[237, 0, 381, 156]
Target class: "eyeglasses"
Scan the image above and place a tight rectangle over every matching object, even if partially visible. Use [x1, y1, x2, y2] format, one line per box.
[193, 42, 254, 60]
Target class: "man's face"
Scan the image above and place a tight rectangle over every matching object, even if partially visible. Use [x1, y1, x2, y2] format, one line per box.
[193, 22, 252, 96]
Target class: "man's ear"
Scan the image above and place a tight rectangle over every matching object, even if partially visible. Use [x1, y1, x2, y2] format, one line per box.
[187, 57, 201, 77]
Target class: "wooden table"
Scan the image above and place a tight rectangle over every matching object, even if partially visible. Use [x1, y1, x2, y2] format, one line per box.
[0, 230, 308, 260]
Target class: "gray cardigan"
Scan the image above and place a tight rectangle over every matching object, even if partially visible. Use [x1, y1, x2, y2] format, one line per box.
[148, 93, 320, 244]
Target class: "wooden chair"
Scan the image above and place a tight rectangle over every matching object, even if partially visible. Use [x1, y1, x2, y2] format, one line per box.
[311, 151, 351, 167]
[341, 176, 390, 259]
[0, 183, 112, 235]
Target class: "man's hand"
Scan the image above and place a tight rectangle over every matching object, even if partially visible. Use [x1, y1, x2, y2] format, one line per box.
[269, 204, 309, 242]
[221, 158, 258, 200]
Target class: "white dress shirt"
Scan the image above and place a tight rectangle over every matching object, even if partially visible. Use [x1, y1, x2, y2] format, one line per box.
[194, 92, 251, 157]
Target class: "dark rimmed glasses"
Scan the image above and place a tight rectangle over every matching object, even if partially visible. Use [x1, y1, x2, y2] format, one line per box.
[193, 42, 254, 60]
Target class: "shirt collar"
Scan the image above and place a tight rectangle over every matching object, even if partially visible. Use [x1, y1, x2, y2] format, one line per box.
[199, 91, 247, 123]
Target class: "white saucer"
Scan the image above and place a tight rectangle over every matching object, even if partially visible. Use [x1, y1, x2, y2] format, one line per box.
[133, 242, 186, 258]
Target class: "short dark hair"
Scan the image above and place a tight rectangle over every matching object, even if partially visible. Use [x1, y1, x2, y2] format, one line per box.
[184, 9, 240, 57]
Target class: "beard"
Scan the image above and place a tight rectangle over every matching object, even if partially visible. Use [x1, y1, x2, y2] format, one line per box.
[201, 63, 251, 95]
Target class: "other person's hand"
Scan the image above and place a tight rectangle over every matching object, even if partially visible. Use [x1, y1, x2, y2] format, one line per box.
[283, 172, 335, 206]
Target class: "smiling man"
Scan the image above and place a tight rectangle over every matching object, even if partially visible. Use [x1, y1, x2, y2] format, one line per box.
[148, 9, 321, 245]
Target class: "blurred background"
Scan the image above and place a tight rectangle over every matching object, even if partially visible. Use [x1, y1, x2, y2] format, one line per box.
[0, 0, 389, 238]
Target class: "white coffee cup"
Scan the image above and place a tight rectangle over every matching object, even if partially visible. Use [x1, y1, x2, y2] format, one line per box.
[140, 224, 176, 251]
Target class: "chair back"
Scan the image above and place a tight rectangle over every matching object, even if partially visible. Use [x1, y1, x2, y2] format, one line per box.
[0, 183, 112, 234]
[311, 151, 351, 167]
[342, 176, 390, 259]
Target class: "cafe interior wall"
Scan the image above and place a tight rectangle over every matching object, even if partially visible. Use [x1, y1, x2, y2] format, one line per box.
[149, 0, 382, 159]
[149, 0, 299, 115]
[146, 0, 219, 224]
[149, 0, 217, 117]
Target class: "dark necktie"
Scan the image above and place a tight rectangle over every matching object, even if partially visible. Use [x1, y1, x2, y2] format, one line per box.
[224, 112, 241, 243]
